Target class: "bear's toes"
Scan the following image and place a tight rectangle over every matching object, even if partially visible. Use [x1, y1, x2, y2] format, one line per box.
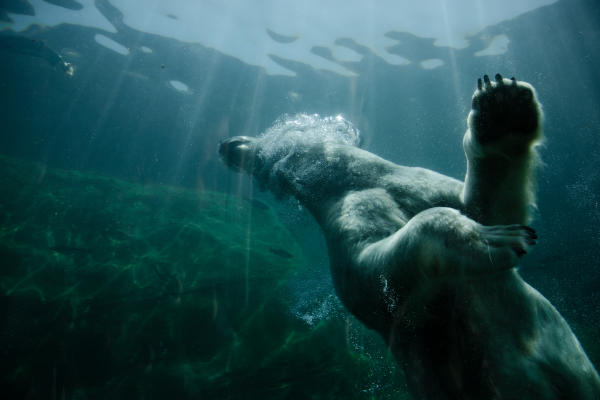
[476, 74, 501, 91]
[521, 225, 537, 239]
[483, 74, 492, 89]
[513, 247, 527, 258]
[458, 223, 539, 272]
[476, 73, 512, 91]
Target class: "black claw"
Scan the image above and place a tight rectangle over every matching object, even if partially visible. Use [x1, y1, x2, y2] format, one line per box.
[521, 225, 537, 238]
[514, 247, 527, 258]
[477, 78, 482, 90]
[483, 74, 492, 89]
[495, 73, 503, 84]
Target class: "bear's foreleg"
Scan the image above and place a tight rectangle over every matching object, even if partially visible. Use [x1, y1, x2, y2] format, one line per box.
[462, 74, 543, 225]
[356, 207, 536, 282]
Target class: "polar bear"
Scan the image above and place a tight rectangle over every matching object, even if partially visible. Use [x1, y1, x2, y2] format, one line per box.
[219, 74, 600, 399]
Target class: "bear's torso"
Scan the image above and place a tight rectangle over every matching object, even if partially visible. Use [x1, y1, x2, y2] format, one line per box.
[220, 86, 600, 398]
[296, 143, 598, 400]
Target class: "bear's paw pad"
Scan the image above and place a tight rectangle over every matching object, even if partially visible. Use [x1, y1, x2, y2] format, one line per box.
[471, 73, 540, 145]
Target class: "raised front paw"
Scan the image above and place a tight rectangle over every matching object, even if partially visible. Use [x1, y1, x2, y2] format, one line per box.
[469, 74, 542, 148]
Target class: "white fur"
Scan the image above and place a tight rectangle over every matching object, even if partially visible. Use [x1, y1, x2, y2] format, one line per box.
[220, 78, 600, 399]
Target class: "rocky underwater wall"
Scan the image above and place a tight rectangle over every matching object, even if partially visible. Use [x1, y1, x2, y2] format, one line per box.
[0, 156, 401, 399]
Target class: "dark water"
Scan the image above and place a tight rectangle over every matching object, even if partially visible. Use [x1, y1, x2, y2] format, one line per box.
[0, 0, 599, 398]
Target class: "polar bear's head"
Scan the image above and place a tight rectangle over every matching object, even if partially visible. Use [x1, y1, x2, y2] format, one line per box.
[220, 114, 360, 169]
[220, 114, 361, 198]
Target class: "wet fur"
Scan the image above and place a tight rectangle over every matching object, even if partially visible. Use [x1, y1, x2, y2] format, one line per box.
[219, 74, 600, 399]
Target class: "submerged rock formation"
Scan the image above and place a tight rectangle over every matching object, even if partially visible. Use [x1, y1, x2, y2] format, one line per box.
[0, 156, 401, 399]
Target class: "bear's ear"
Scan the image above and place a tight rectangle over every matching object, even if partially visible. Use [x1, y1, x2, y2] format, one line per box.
[219, 136, 257, 173]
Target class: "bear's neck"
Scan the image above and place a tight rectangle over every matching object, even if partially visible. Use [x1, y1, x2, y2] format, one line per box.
[462, 153, 536, 226]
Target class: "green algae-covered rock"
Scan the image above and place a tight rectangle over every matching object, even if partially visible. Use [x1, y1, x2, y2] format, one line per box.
[0, 156, 301, 305]
[0, 156, 403, 399]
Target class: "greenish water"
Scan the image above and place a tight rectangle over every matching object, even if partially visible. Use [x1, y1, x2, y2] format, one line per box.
[0, 156, 401, 399]
[1, 0, 600, 398]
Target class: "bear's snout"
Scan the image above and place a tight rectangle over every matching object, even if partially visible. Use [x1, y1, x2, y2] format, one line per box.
[219, 136, 256, 172]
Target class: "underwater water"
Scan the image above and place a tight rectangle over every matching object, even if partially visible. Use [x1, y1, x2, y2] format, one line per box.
[1, 0, 599, 398]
